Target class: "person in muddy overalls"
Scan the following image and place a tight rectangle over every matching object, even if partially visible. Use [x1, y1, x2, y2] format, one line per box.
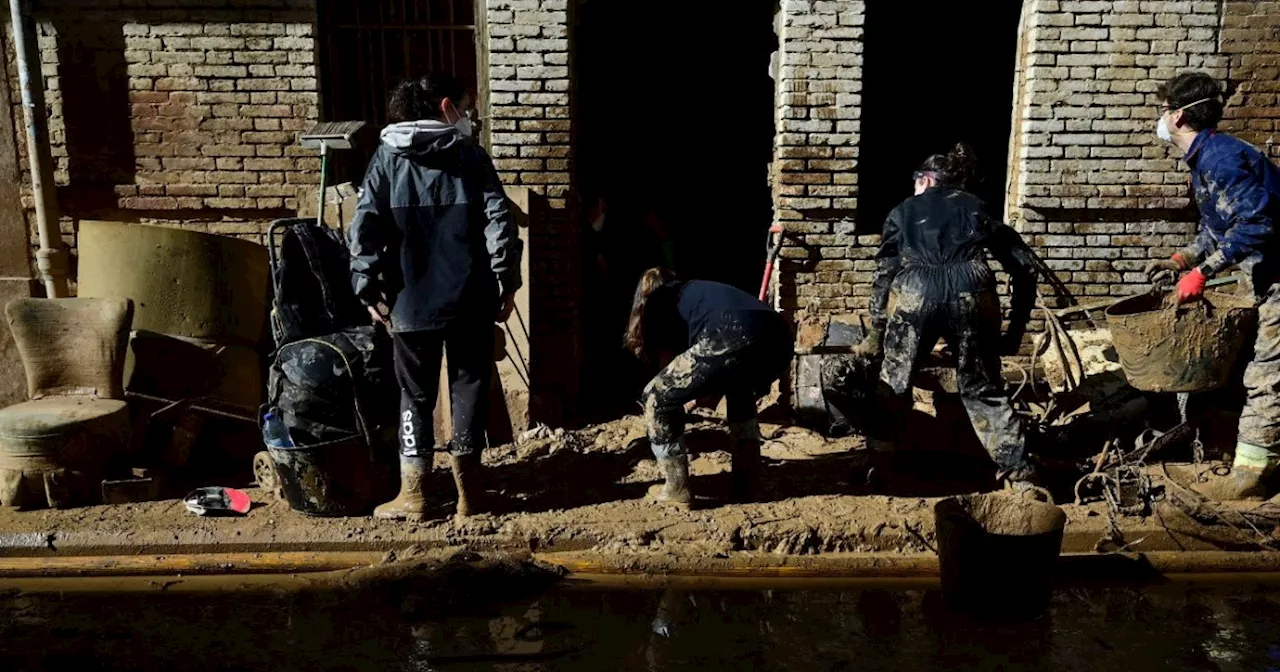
[856, 142, 1039, 489]
[1143, 72, 1280, 500]
[348, 73, 522, 519]
[625, 268, 793, 506]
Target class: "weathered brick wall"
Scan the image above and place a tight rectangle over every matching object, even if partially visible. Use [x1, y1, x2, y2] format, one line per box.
[1006, 0, 1228, 303]
[1220, 1, 1280, 159]
[772, 0, 868, 319]
[487, 0, 570, 208]
[7, 0, 318, 278]
[486, 0, 582, 423]
[775, 0, 1280, 328]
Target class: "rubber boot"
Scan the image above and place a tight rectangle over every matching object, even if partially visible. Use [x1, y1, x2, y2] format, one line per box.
[373, 456, 430, 520]
[653, 455, 692, 508]
[1191, 442, 1279, 501]
[729, 420, 763, 503]
[449, 451, 488, 517]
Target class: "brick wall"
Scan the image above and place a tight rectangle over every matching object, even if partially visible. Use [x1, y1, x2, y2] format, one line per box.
[773, 0, 1280, 328]
[1005, 0, 1227, 303]
[487, 0, 571, 208]
[1220, 1, 1280, 158]
[486, 0, 582, 422]
[771, 0, 868, 319]
[7, 0, 318, 281]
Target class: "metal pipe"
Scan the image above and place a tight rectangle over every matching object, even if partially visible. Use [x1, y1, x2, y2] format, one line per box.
[8, 0, 66, 297]
[0, 550, 1278, 581]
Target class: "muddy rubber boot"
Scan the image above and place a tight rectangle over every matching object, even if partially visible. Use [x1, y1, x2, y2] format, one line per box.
[1191, 442, 1279, 502]
[449, 452, 488, 517]
[652, 455, 692, 509]
[729, 420, 763, 503]
[373, 456, 430, 520]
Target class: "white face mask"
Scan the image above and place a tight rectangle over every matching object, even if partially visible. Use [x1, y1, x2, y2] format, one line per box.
[449, 103, 474, 138]
[1157, 114, 1173, 143]
[1157, 97, 1215, 143]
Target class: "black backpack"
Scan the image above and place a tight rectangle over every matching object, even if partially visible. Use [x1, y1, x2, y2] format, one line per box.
[265, 218, 396, 445]
[267, 218, 370, 344]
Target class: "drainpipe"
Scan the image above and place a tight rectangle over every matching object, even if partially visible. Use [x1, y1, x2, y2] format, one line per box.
[8, 0, 66, 298]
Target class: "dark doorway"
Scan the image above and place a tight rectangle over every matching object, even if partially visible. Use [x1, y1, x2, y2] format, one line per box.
[857, 1, 1022, 230]
[575, 0, 778, 419]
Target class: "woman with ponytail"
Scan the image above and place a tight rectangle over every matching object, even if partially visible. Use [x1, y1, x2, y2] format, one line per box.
[625, 269, 792, 507]
[857, 143, 1040, 490]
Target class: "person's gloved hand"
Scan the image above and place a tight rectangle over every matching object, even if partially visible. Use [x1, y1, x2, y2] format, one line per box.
[1177, 267, 1207, 304]
[852, 328, 883, 359]
[1144, 254, 1186, 286]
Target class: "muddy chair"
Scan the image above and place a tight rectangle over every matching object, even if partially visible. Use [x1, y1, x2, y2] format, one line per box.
[0, 298, 134, 509]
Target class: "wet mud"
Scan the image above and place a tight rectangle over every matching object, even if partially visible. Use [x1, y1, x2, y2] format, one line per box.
[0, 411, 1268, 561]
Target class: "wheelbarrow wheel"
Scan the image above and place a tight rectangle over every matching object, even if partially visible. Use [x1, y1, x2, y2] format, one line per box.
[253, 451, 284, 501]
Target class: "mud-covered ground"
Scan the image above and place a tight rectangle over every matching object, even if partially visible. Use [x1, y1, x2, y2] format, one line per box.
[2, 408, 1271, 560]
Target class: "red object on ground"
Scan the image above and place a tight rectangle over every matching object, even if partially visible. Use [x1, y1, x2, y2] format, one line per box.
[183, 487, 251, 516]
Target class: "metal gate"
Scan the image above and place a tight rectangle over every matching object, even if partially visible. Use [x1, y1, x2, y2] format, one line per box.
[318, 0, 479, 130]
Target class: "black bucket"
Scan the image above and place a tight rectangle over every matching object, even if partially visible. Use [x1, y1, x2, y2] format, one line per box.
[934, 492, 1066, 621]
[267, 429, 397, 517]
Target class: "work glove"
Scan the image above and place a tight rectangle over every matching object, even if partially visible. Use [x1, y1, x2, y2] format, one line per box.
[851, 328, 883, 359]
[1176, 267, 1207, 304]
[1144, 254, 1186, 286]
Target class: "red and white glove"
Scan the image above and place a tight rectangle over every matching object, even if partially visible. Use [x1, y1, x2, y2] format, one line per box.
[1176, 268, 1207, 304]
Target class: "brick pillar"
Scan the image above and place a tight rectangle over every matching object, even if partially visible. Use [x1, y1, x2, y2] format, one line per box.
[772, 0, 868, 321]
[485, 0, 581, 424]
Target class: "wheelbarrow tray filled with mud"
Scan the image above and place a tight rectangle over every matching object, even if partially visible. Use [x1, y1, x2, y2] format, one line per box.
[1106, 291, 1257, 393]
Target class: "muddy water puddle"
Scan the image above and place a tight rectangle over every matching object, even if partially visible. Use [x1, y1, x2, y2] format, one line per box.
[5, 575, 1280, 671]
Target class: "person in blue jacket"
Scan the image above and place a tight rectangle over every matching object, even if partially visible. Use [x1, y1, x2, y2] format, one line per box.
[624, 268, 793, 506]
[348, 73, 522, 519]
[1144, 71, 1280, 500]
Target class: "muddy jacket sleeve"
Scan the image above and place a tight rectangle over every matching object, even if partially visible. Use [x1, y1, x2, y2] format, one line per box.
[870, 210, 903, 333]
[1198, 152, 1275, 277]
[478, 147, 523, 297]
[348, 149, 395, 306]
[985, 221, 1037, 352]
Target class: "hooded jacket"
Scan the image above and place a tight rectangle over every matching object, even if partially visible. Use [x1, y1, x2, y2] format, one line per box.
[348, 120, 522, 332]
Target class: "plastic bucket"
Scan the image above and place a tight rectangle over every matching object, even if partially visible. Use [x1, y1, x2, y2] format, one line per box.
[934, 492, 1066, 620]
[1106, 291, 1257, 393]
[267, 430, 397, 517]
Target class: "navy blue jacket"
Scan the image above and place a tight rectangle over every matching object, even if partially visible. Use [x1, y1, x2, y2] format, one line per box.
[645, 280, 783, 353]
[1182, 130, 1280, 284]
[348, 121, 522, 332]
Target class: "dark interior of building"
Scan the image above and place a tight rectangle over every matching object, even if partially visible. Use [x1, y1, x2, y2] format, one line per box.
[857, 1, 1023, 231]
[574, 0, 780, 419]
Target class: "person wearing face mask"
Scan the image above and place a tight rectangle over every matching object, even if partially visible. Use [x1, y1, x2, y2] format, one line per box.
[348, 72, 522, 519]
[1142, 72, 1280, 501]
[857, 142, 1039, 491]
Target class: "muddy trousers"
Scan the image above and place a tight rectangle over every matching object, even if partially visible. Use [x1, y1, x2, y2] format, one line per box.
[1236, 282, 1280, 468]
[392, 322, 494, 459]
[644, 329, 791, 459]
[873, 287, 1028, 474]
